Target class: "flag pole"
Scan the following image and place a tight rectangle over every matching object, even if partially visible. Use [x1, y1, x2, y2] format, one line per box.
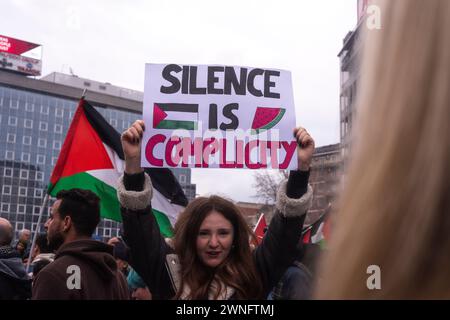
[26, 193, 49, 273]
[81, 88, 87, 99]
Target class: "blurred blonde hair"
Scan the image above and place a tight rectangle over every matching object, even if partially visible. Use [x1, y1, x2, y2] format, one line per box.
[316, 0, 450, 299]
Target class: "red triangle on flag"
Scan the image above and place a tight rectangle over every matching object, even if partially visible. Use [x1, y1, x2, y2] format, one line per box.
[153, 103, 168, 128]
[49, 100, 114, 186]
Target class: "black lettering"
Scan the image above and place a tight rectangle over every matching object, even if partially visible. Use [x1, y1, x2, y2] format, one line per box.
[207, 66, 224, 94]
[182, 65, 189, 94]
[220, 103, 239, 130]
[209, 104, 218, 129]
[247, 68, 264, 97]
[264, 70, 280, 98]
[189, 66, 207, 94]
[224, 67, 247, 95]
[160, 64, 181, 94]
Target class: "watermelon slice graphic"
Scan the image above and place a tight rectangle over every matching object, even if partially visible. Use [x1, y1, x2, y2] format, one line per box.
[251, 107, 286, 134]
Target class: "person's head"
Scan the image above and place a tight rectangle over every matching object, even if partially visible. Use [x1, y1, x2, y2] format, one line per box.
[173, 195, 262, 299]
[45, 189, 100, 250]
[111, 238, 130, 274]
[0, 217, 13, 246]
[15, 228, 31, 256]
[316, 0, 450, 299]
[32, 233, 52, 260]
[18, 229, 31, 242]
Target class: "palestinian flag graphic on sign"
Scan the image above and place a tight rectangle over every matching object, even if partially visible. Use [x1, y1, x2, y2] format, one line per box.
[48, 99, 188, 237]
[153, 103, 199, 130]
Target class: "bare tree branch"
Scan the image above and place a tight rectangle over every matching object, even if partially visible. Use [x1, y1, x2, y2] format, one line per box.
[252, 170, 288, 203]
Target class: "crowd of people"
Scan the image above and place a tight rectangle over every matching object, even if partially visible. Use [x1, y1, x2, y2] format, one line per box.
[0, 122, 316, 300]
[1, 0, 449, 300]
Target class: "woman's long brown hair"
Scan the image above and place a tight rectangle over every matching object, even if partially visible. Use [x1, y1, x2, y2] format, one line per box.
[316, 0, 450, 299]
[173, 195, 263, 299]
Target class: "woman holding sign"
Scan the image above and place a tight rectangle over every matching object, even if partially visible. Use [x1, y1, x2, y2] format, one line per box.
[118, 120, 314, 299]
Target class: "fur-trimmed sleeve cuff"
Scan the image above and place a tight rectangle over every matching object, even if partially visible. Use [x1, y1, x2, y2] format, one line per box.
[275, 180, 313, 217]
[117, 173, 153, 211]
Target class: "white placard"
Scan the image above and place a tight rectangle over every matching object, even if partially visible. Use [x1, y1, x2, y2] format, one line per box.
[141, 63, 297, 170]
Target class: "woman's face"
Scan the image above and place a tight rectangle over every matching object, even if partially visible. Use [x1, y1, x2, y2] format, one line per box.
[196, 211, 234, 268]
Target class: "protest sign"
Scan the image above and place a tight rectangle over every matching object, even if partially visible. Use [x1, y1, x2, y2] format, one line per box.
[141, 64, 297, 169]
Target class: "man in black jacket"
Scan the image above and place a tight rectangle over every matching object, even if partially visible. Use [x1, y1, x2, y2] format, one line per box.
[0, 217, 32, 300]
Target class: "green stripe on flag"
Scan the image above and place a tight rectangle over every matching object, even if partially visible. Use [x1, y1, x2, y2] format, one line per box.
[156, 120, 197, 130]
[152, 208, 174, 238]
[49, 172, 122, 222]
[48, 172, 176, 237]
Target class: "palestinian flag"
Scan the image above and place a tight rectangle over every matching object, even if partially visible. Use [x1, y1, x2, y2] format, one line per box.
[302, 206, 331, 249]
[153, 103, 198, 130]
[48, 98, 188, 237]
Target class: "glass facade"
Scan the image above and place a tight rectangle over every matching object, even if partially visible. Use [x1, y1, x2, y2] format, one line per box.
[0, 84, 195, 240]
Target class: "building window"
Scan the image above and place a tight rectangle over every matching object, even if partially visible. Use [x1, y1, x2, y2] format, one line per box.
[37, 154, 46, 165]
[1, 203, 10, 213]
[84, 81, 91, 87]
[25, 103, 34, 112]
[34, 188, 43, 198]
[20, 169, 29, 180]
[40, 105, 49, 115]
[19, 187, 27, 197]
[52, 157, 57, 165]
[179, 174, 186, 184]
[15, 222, 25, 231]
[99, 85, 107, 90]
[2, 185, 12, 196]
[8, 116, 17, 126]
[5, 150, 14, 160]
[10, 99, 19, 109]
[110, 119, 117, 127]
[7, 133, 16, 143]
[17, 204, 26, 214]
[32, 223, 38, 232]
[103, 228, 111, 237]
[54, 124, 63, 134]
[21, 152, 30, 163]
[56, 108, 64, 117]
[38, 138, 47, 148]
[24, 119, 33, 129]
[53, 140, 61, 150]
[35, 172, 44, 181]
[3, 167, 13, 178]
[33, 206, 40, 215]
[23, 136, 32, 145]
[39, 121, 48, 131]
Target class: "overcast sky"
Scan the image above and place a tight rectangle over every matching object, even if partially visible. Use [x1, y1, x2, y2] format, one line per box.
[3, 0, 356, 202]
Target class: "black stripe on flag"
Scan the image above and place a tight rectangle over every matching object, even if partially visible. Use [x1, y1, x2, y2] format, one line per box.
[157, 103, 198, 113]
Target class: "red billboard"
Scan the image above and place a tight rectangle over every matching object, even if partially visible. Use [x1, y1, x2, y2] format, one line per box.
[0, 35, 40, 55]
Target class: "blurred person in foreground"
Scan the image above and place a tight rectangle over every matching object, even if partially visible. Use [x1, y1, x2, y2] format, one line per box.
[316, 0, 450, 299]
